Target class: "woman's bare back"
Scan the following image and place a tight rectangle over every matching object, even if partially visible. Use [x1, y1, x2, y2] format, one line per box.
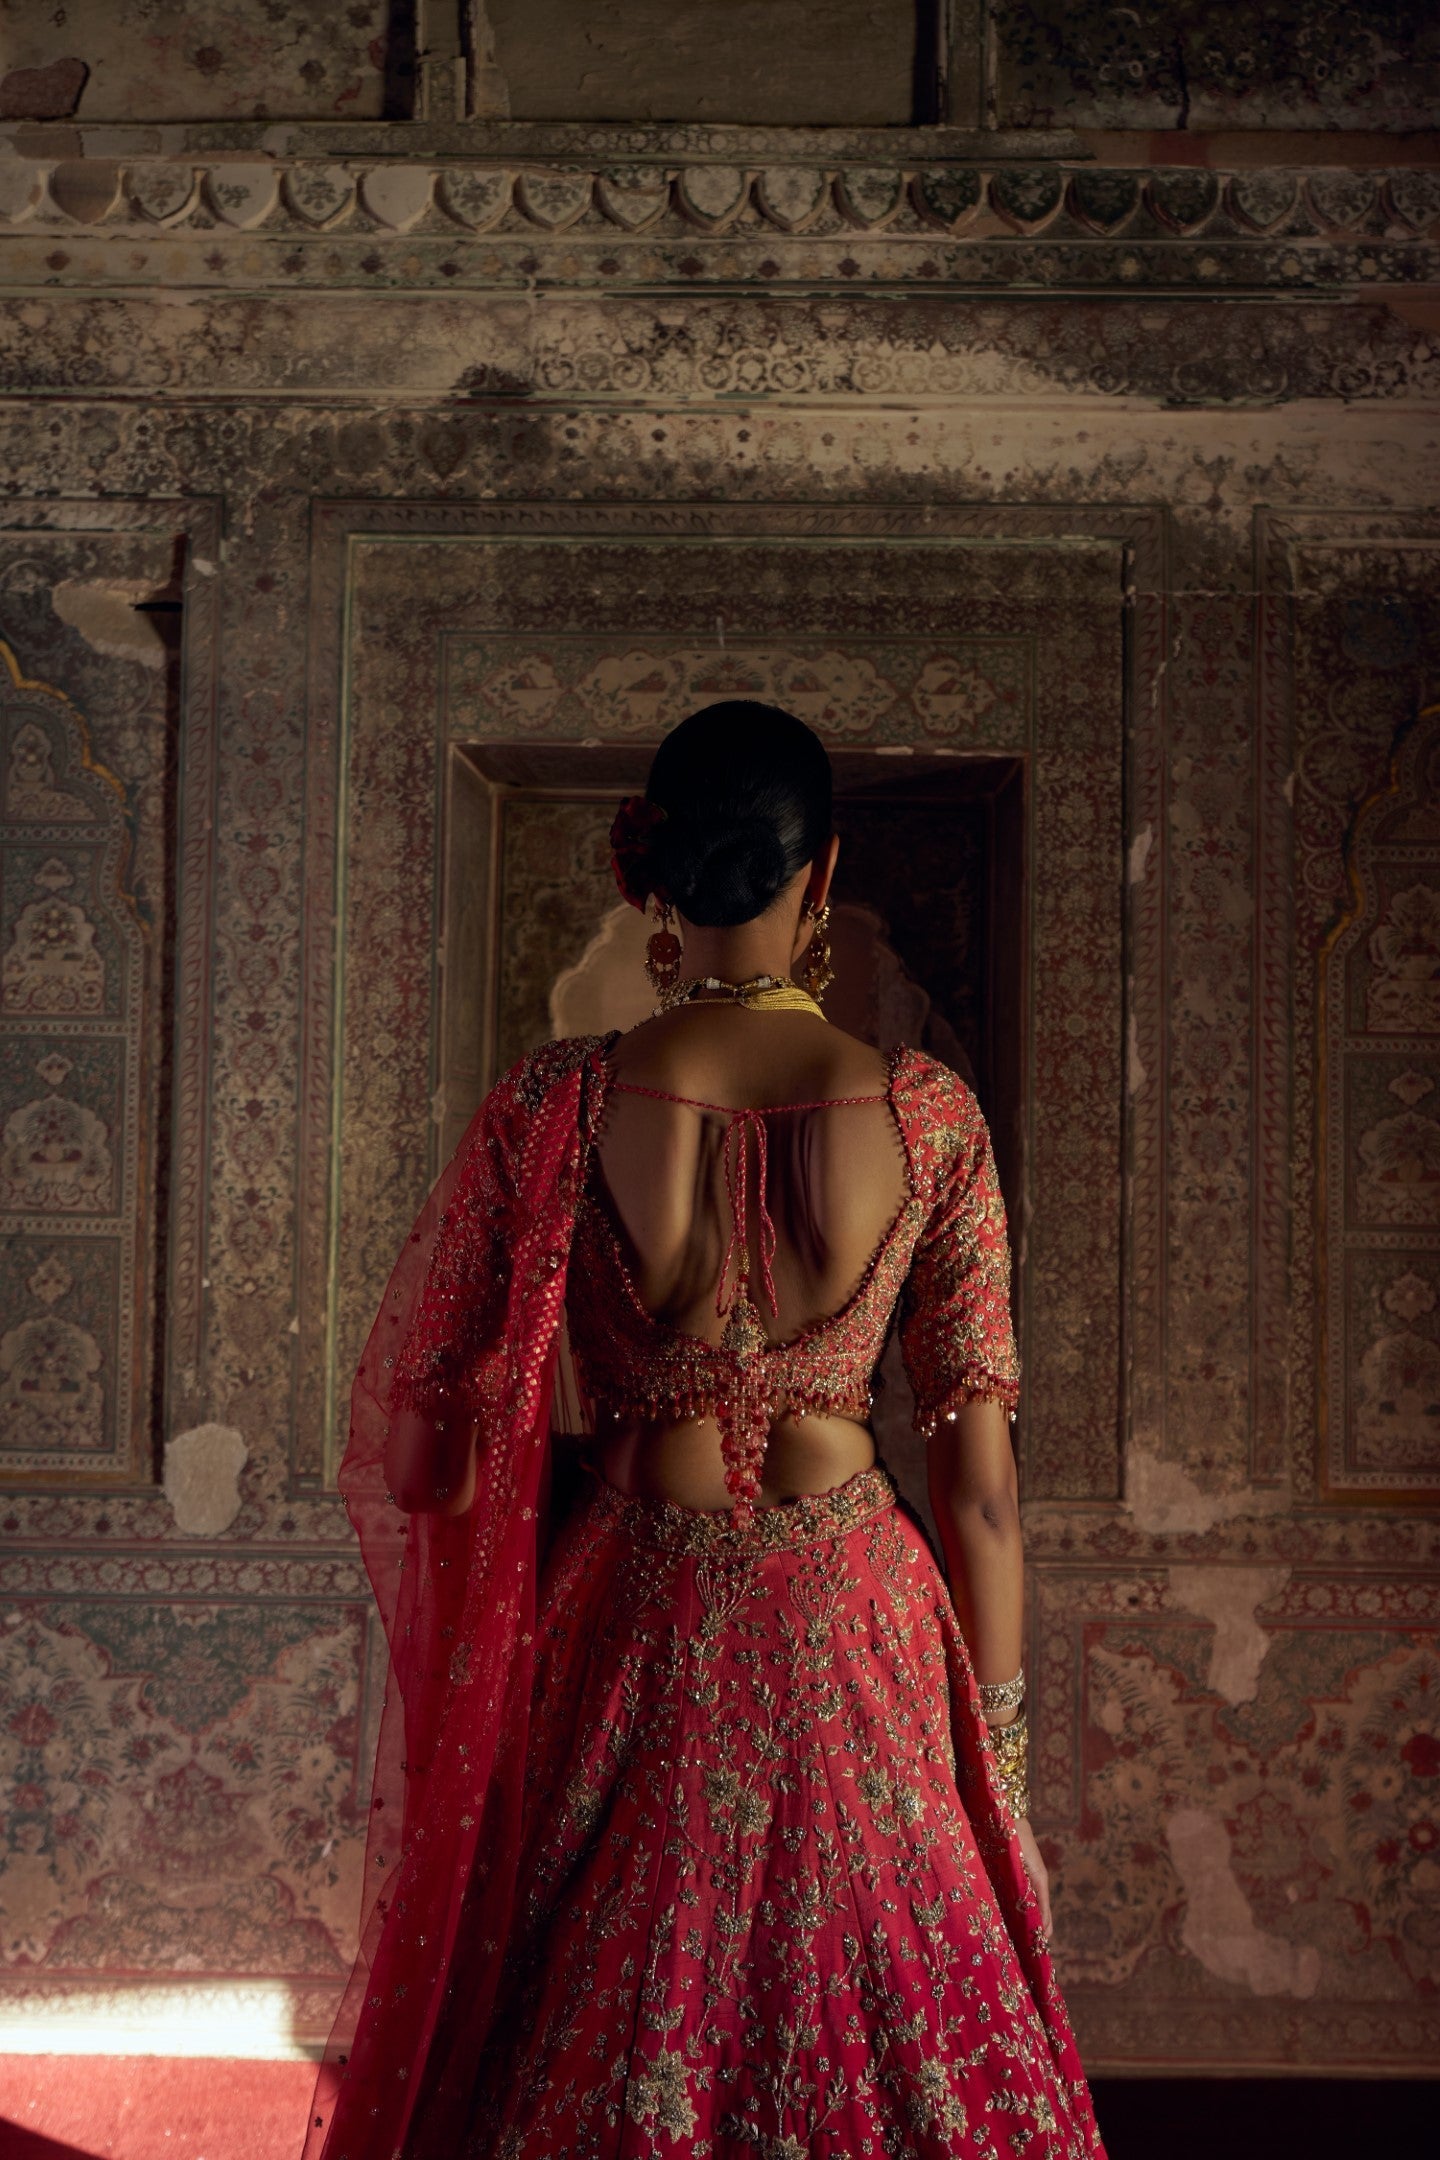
[585, 1008, 911, 1508]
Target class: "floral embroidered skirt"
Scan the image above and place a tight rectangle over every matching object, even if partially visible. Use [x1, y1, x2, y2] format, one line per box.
[464, 1460, 1105, 2160]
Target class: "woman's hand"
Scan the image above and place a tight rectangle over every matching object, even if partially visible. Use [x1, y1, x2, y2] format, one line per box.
[1014, 1815, 1052, 1940]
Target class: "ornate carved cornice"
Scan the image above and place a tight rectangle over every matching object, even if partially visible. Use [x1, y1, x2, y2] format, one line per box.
[0, 134, 1435, 292]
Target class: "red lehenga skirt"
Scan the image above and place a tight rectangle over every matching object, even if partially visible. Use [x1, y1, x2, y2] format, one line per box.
[457, 1460, 1105, 2159]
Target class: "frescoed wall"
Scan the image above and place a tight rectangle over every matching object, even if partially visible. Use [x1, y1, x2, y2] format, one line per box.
[0, 0, 1437, 2077]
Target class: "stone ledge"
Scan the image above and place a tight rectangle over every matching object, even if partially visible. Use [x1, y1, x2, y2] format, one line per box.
[0, 155, 1436, 296]
[1, 119, 1090, 163]
[0, 156, 1434, 243]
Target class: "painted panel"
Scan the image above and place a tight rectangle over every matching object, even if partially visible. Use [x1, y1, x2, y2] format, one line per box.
[0, 651, 148, 1482]
[1320, 708, 1440, 1495]
[1271, 531, 1440, 1500]
[322, 522, 1126, 1504]
[1035, 1563, 1440, 2068]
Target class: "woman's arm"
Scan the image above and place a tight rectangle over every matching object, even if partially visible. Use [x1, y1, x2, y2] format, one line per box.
[894, 1058, 1050, 1931]
[926, 1395, 1023, 1686]
[383, 1400, 482, 1517]
[927, 1394, 1051, 1935]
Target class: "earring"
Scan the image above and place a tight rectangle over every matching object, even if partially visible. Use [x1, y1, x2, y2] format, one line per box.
[797, 900, 834, 1003]
[645, 895, 683, 995]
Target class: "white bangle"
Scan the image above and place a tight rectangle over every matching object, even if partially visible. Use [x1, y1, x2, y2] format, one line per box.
[977, 1665, 1025, 1715]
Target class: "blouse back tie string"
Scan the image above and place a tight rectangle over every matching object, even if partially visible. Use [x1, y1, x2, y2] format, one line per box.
[601, 1077, 903, 1526]
[715, 1107, 780, 1320]
[607, 1077, 892, 1328]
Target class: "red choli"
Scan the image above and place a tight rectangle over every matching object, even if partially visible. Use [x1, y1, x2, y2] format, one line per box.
[305, 1032, 1022, 2160]
[564, 1040, 1020, 1524]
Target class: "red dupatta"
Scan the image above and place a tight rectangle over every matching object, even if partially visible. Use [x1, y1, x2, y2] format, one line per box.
[303, 1035, 609, 2160]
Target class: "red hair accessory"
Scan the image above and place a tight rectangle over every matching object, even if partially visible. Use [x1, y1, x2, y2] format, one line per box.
[608, 794, 669, 911]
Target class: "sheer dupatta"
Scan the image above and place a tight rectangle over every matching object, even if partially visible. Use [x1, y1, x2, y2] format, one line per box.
[303, 1035, 610, 2160]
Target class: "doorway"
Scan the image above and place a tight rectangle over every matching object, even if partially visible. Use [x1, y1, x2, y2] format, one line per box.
[438, 739, 1027, 1537]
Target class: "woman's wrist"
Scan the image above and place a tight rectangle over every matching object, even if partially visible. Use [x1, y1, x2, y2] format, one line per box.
[977, 1663, 1025, 1735]
[984, 1698, 1031, 1825]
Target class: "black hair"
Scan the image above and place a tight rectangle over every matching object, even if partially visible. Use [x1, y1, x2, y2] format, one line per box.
[645, 701, 833, 928]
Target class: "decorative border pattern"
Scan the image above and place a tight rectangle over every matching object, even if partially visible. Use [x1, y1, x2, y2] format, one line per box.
[0, 153, 1434, 296]
[1257, 510, 1440, 1503]
[0, 499, 221, 1488]
[1317, 706, 1440, 1498]
[1, 156, 1435, 241]
[4, 292, 1432, 413]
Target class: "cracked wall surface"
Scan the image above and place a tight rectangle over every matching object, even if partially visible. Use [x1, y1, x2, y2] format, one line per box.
[0, 0, 1437, 2080]
[0, 2, 395, 123]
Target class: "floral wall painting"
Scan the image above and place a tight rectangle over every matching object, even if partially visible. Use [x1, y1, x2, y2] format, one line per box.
[0, 13, 1437, 2068]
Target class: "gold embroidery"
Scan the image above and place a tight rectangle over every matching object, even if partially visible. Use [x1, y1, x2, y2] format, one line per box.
[457, 1286, 1095, 2158]
[588, 1460, 897, 1557]
[717, 1279, 770, 1361]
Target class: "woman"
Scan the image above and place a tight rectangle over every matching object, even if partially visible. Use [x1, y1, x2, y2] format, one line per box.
[305, 702, 1106, 2159]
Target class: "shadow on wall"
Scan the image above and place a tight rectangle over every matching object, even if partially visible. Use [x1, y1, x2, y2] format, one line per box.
[1091, 2079, 1437, 2160]
[2, 2128, 103, 2160]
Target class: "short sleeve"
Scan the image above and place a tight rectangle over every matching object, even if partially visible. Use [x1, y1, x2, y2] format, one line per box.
[897, 1075, 1020, 1437]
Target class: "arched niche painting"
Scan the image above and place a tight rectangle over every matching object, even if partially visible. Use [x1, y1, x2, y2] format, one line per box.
[1319, 704, 1440, 1499]
[0, 644, 157, 1485]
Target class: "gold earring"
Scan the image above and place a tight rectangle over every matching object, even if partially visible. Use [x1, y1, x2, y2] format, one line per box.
[797, 900, 834, 1003]
[644, 895, 683, 995]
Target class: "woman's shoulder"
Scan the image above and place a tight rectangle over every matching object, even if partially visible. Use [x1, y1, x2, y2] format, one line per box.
[888, 1048, 991, 1190]
[493, 1031, 618, 1114]
[890, 1042, 980, 1115]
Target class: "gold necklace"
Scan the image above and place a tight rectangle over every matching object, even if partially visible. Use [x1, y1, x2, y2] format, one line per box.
[653, 972, 827, 1021]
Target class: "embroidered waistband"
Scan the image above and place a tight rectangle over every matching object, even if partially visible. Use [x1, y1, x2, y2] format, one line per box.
[587, 1460, 898, 1556]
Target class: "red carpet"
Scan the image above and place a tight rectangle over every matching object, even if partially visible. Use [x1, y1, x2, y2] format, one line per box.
[0, 2058, 318, 2160]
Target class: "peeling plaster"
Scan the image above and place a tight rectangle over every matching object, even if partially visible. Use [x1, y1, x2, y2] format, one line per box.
[1167, 1807, 1322, 1998]
[1127, 824, 1153, 885]
[0, 58, 88, 121]
[1126, 1004, 1146, 1095]
[51, 578, 170, 667]
[1124, 1443, 1287, 1535]
[163, 1422, 247, 1536]
[1168, 1564, 1290, 1702]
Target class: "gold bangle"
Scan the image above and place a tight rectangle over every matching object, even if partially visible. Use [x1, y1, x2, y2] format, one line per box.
[986, 1705, 1030, 1826]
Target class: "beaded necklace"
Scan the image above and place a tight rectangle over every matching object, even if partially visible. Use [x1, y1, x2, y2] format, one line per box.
[652, 973, 827, 1021]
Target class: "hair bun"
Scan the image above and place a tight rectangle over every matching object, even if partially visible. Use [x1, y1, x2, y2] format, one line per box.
[656, 813, 789, 928]
[640, 700, 833, 929]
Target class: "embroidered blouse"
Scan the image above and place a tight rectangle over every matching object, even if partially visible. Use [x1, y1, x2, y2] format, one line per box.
[389, 1032, 1019, 1530]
